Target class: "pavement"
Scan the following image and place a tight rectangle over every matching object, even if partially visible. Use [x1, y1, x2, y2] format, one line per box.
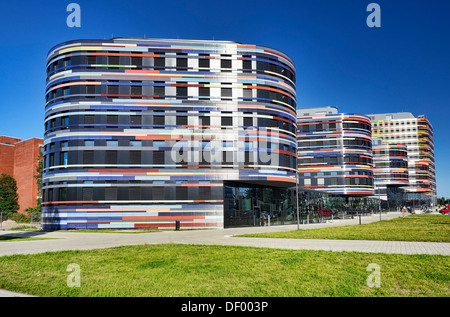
[1, 211, 449, 297]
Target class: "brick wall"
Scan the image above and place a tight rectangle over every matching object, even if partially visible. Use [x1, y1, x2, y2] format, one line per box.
[0, 136, 43, 214]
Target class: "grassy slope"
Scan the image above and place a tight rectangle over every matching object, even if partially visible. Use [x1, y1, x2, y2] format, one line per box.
[0, 244, 449, 297]
[239, 215, 450, 242]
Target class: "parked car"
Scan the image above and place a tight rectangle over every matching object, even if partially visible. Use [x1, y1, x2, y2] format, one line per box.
[317, 207, 334, 217]
[439, 206, 450, 215]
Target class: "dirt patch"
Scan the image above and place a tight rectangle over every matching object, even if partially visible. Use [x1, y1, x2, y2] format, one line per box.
[1, 220, 20, 230]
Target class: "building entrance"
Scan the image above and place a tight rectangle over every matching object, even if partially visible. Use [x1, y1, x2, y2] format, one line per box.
[223, 181, 296, 227]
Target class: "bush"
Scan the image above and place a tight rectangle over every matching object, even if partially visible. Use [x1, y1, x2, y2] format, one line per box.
[9, 212, 30, 223]
[24, 206, 40, 213]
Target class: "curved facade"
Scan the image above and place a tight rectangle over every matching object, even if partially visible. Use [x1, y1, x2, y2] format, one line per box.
[42, 38, 297, 230]
[370, 113, 436, 205]
[373, 143, 409, 201]
[297, 108, 374, 196]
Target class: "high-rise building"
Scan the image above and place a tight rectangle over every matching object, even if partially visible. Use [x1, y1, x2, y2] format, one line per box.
[368, 112, 436, 206]
[372, 137, 409, 208]
[42, 38, 297, 230]
[0, 136, 43, 213]
[297, 107, 374, 196]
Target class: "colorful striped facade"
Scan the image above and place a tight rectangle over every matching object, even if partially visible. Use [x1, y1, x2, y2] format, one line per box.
[297, 107, 374, 196]
[372, 142, 409, 200]
[370, 113, 436, 203]
[41, 38, 297, 230]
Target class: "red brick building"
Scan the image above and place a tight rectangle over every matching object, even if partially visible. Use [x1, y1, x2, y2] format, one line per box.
[0, 136, 43, 213]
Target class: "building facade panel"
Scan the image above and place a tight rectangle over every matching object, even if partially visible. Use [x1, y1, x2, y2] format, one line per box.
[372, 142, 409, 203]
[0, 136, 43, 213]
[297, 107, 374, 196]
[370, 113, 436, 205]
[42, 38, 297, 230]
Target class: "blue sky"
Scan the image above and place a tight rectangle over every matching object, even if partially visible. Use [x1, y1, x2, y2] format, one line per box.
[0, 0, 449, 197]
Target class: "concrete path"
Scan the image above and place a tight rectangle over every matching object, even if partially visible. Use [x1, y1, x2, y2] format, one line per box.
[1, 212, 449, 297]
[1, 212, 449, 257]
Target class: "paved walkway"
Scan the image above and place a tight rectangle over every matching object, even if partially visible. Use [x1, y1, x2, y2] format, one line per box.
[1, 212, 449, 257]
[1, 212, 449, 297]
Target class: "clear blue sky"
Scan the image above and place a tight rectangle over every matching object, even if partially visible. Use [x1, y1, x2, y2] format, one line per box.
[0, 0, 449, 197]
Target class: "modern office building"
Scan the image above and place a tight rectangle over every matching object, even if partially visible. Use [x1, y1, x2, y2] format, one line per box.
[0, 136, 43, 213]
[369, 112, 436, 206]
[42, 38, 297, 230]
[372, 137, 409, 208]
[297, 106, 374, 196]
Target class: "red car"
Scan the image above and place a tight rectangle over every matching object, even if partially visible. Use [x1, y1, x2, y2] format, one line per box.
[439, 206, 450, 215]
[317, 207, 334, 217]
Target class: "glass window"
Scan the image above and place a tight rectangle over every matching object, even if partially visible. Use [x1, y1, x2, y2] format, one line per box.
[154, 140, 165, 148]
[221, 88, 232, 99]
[221, 117, 232, 126]
[242, 56, 252, 73]
[154, 57, 165, 68]
[82, 188, 93, 201]
[176, 187, 188, 200]
[176, 85, 188, 99]
[153, 151, 164, 164]
[130, 140, 142, 147]
[86, 55, 96, 65]
[154, 84, 165, 98]
[63, 58, 71, 67]
[152, 187, 164, 198]
[106, 115, 118, 125]
[105, 150, 118, 164]
[221, 59, 232, 68]
[60, 152, 68, 166]
[83, 151, 94, 164]
[200, 116, 210, 127]
[176, 54, 188, 68]
[61, 116, 69, 126]
[202, 141, 210, 149]
[86, 85, 96, 94]
[59, 188, 67, 201]
[131, 56, 142, 66]
[107, 85, 119, 95]
[130, 115, 142, 125]
[108, 55, 119, 65]
[130, 151, 141, 164]
[243, 88, 252, 100]
[84, 115, 95, 124]
[244, 117, 253, 127]
[129, 187, 141, 200]
[199, 87, 210, 98]
[130, 85, 142, 96]
[105, 188, 118, 200]
[199, 54, 209, 68]
[176, 116, 188, 125]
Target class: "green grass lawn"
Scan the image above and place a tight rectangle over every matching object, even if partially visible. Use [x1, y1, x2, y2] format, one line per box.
[239, 215, 450, 242]
[0, 244, 449, 297]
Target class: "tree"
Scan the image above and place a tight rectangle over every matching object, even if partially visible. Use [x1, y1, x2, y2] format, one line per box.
[437, 197, 450, 206]
[34, 152, 43, 212]
[0, 173, 20, 213]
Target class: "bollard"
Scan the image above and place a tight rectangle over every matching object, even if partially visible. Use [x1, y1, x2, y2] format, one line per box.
[175, 220, 180, 231]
